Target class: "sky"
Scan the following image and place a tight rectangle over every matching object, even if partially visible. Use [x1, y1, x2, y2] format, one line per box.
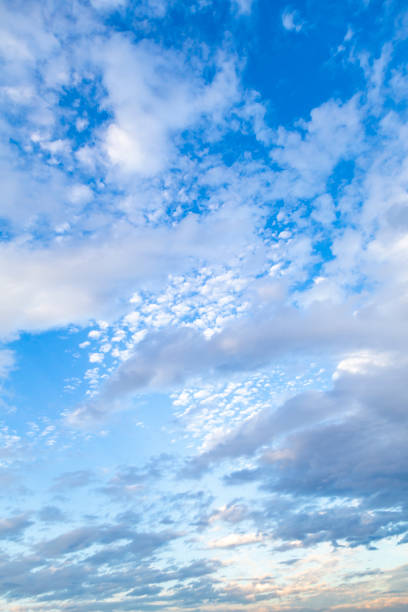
[0, 0, 408, 610]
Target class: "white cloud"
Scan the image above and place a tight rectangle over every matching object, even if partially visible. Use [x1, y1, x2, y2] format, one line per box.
[90, 0, 126, 10]
[231, 0, 254, 16]
[333, 350, 393, 378]
[270, 96, 362, 200]
[0, 202, 260, 338]
[0, 349, 14, 378]
[97, 36, 241, 176]
[208, 532, 263, 548]
[282, 8, 304, 32]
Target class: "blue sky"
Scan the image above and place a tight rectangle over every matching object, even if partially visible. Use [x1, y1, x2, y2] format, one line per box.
[1, 0, 408, 610]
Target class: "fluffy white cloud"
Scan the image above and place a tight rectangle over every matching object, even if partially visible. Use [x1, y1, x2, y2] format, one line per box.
[0, 202, 261, 337]
[97, 36, 241, 176]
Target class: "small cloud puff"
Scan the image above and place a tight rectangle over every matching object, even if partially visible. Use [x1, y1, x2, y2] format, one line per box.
[282, 8, 304, 32]
[231, 0, 254, 15]
[0, 349, 15, 378]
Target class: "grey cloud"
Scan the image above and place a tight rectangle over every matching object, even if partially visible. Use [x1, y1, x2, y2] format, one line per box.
[86, 530, 177, 566]
[35, 520, 178, 561]
[0, 542, 220, 610]
[35, 525, 127, 558]
[0, 513, 32, 540]
[279, 557, 300, 565]
[0, 555, 89, 601]
[100, 454, 175, 499]
[342, 569, 383, 581]
[271, 504, 407, 549]
[173, 559, 222, 580]
[114, 510, 140, 524]
[332, 605, 408, 612]
[68, 297, 407, 425]
[187, 361, 408, 478]
[51, 469, 96, 491]
[261, 418, 408, 503]
[208, 363, 408, 548]
[37, 505, 66, 523]
[206, 501, 250, 525]
[122, 530, 177, 557]
[184, 389, 342, 477]
[224, 467, 262, 485]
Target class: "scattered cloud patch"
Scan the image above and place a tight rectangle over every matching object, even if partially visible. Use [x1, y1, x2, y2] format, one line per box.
[282, 8, 304, 32]
[231, 0, 254, 16]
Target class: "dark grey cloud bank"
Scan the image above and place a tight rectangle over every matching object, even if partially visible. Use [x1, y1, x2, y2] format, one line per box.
[183, 361, 408, 549]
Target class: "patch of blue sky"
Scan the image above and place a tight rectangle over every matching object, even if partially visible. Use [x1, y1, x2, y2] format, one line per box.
[7, 330, 89, 419]
[242, 3, 364, 120]
[58, 80, 110, 149]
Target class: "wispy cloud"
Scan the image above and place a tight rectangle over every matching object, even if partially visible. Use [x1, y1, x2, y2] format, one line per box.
[282, 8, 304, 32]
